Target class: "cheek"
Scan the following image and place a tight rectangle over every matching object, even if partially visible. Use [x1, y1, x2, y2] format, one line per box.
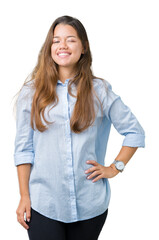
[75, 50, 83, 60]
[72, 46, 83, 58]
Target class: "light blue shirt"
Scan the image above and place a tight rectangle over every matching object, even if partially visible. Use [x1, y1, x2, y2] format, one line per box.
[14, 78, 145, 223]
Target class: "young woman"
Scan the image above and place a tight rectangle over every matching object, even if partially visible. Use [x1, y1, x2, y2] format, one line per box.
[14, 15, 145, 240]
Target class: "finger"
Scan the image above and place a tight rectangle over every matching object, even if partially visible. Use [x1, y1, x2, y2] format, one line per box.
[86, 160, 98, 165]
[92, 174, 103, 183]
[87, 170, 101, 180]
[17, 214, 29, 230]
[85, 166, 98, 174]
[26, 207, 31, 222]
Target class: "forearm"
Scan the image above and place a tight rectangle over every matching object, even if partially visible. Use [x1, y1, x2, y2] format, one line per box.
[115, 146, 138, 165]
[110, 146, 138, 173]
[17, 164, 31, 197]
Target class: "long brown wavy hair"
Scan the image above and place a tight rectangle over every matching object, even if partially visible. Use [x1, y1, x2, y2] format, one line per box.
[13, 15, 106, 133]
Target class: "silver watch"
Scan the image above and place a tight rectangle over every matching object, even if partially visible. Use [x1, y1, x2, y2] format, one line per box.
[113, 160, 125, 172]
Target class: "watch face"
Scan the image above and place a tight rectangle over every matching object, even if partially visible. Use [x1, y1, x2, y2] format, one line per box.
[116, 161, 125, 170]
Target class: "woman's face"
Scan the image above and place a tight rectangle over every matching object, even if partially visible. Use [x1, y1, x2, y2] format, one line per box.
[51, 24, 84, 71]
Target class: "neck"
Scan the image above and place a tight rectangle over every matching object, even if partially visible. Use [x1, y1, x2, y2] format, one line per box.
[58, 66, 77, 83]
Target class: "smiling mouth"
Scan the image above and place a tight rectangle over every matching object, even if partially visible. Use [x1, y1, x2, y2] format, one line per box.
[57, 53, 71, 58]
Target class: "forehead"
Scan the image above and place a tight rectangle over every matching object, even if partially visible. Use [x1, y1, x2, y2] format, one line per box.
[53, 24, 78, 38]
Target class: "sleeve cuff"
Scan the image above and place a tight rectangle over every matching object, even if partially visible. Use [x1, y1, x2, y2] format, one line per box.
[14, 152, 34, 166]
[122, 133, 145, 148]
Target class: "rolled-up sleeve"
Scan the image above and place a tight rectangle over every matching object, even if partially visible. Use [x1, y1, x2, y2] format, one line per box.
[101, 80, 145, 148]
[14, 84, 35, 166]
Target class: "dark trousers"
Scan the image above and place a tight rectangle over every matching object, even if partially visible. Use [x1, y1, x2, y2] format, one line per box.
[26, 207, 108, 240]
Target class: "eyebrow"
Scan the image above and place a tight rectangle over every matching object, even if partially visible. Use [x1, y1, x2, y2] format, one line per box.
[53, 36, 76, 39]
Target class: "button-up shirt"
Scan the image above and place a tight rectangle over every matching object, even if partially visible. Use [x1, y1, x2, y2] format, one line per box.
[14, 78, 145, 223]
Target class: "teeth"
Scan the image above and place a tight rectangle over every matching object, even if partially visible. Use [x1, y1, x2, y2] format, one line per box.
[58, 53, 70, 56]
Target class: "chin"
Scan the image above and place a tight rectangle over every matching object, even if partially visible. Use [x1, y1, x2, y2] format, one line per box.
[56, 61, 76, 68]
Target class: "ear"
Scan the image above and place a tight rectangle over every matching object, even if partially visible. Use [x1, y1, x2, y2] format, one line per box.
[81, 47, 85, 54]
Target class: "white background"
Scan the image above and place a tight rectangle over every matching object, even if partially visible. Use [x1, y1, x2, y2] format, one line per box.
[0, 0, 158, 239]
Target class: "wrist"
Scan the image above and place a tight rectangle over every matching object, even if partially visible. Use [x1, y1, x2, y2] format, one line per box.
[110, 163, 120, 174]
[20, 193, 30, 198]
[112, 159, 125, 172]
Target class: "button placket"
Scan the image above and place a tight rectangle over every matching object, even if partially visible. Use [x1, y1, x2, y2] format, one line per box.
[63, 83, 78, 221]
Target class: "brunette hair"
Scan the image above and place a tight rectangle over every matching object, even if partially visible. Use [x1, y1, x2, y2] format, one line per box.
[13, 15, 106, 133]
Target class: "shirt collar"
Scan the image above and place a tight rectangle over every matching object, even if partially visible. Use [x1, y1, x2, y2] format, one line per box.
[57, 78, 70, 85]
[57, 73, 79, 86]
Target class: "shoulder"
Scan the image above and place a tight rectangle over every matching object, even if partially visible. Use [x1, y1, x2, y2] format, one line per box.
[18, 80, 35, 102]
[92, 77, 120, 106]
[92, 77, 112, 93]
[22, 80, 35, 94]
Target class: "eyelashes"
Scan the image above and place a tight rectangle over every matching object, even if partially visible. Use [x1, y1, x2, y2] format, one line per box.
[53, 40, 76, 44]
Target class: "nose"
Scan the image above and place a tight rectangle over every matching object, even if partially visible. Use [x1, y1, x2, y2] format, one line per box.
[59, 40, 68, 49]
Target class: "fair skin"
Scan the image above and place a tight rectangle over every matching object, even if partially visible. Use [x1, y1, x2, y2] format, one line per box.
[51, 23, 84, 83]
[16, 23, 139, 230]
[16, 164, 31, 230]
